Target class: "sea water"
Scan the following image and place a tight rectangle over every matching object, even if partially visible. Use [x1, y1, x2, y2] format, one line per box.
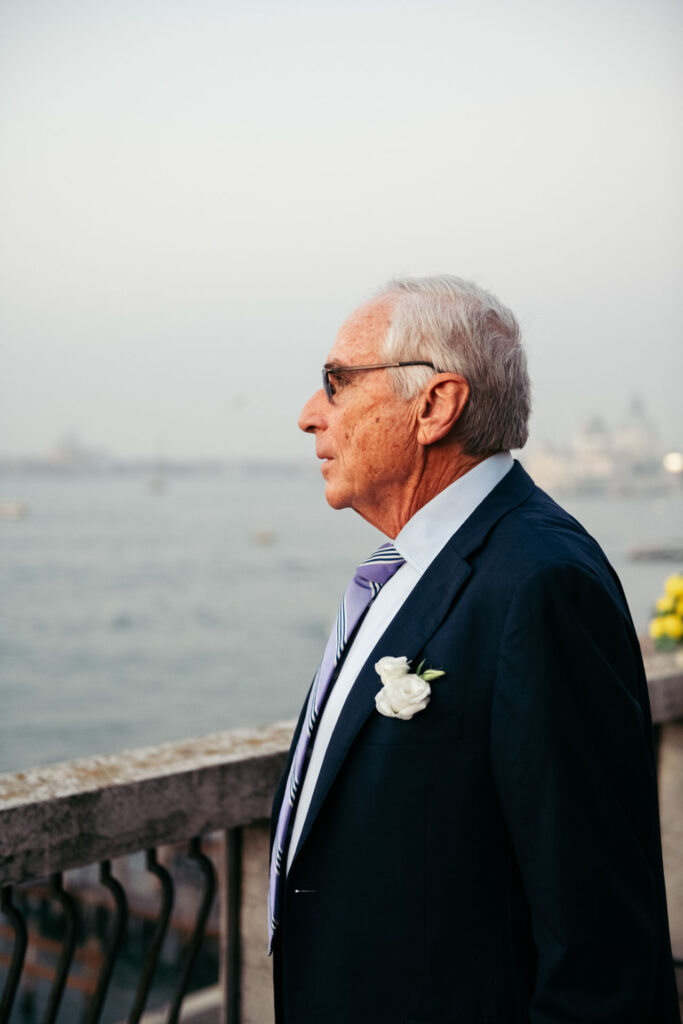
[1, 465, 681, 773]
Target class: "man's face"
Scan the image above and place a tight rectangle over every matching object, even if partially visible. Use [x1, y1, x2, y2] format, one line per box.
[298, 299, 420, 530]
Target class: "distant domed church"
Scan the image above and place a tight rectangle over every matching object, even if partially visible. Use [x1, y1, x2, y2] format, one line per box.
[525, 396, 669, 495]
[611, 396, 662, 466]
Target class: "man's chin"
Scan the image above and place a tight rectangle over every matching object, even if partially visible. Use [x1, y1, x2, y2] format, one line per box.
[323, 482, 350, 511]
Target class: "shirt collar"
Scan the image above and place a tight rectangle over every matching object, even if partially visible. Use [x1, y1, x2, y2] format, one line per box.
[393, 452, 514, 574]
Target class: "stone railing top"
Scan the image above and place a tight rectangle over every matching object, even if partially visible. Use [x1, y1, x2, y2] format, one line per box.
[0, 720, 295, 810]
[641, 650, 683, 723]
[0, 720, 295, 887]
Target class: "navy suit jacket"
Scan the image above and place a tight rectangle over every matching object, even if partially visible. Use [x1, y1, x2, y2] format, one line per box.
[272, 463, 679, 1023]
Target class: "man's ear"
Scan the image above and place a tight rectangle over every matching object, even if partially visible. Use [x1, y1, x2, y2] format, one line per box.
[415, 374, 470, 446]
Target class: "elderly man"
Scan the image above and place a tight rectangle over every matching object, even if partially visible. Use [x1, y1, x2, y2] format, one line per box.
[269, 276, 679, 1023]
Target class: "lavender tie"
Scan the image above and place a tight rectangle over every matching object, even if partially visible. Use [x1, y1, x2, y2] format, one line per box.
[267, 542, 405, 952]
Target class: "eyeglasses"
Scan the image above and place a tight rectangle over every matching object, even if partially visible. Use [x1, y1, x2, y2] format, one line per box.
[321, 361, 436, 401]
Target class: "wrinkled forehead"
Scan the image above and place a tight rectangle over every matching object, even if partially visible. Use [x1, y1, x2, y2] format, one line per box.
[327, 296, 395, 365]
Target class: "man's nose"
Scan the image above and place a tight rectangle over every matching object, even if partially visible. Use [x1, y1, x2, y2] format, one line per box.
[298, 389, 327, 434]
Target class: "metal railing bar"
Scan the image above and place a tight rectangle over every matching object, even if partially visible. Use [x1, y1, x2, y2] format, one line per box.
[0, 885, 28, 1021]
[166, 837, 216, 1024]
[226, 828, 242, 1024]
[84, 860, 128, 1024]
[128, 849, 174, 1024]
[44, 872, 80, 1024]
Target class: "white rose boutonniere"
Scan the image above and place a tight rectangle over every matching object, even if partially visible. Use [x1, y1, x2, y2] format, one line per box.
[374, 656, 445, 720]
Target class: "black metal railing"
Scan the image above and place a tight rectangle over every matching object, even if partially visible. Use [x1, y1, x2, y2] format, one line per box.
[128, 850, 173, 1024]
[0, 834, 228, 1024]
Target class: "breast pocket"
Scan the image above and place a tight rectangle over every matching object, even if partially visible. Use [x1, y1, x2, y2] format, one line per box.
[364, 708, 464, 747]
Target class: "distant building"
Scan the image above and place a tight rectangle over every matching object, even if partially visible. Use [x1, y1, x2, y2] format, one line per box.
[525, 396, 675, 495]
[51, 432, 111, 470]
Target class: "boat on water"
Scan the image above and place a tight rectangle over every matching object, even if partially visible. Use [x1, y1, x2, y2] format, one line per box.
[629, 542, 683, 562]
[0, 500, 29, 520]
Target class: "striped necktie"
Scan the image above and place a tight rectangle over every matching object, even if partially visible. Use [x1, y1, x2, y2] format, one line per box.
[267, 542, 405, 953]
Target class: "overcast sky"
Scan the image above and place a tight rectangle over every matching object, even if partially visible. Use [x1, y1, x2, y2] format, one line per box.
[1, 0, 681, 461]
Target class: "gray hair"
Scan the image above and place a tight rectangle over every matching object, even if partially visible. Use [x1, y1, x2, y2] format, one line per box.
[376, 275, 531, 455]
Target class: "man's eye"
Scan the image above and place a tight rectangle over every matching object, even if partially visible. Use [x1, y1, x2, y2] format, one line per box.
[328, 373, 347, 396]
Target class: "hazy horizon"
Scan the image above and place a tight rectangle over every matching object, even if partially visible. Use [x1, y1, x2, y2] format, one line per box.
[2, 0, 681, 461]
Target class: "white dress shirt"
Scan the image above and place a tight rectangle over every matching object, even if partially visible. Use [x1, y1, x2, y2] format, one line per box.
[286, 451, 514, 871]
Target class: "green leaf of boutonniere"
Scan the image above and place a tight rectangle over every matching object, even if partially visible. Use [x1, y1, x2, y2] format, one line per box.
[420, 668, 446, 682]
[415, 659, 445, 682]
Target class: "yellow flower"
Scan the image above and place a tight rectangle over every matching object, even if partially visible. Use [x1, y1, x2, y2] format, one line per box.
[650, 617, 667, 639]
[664, 574, 683, 600]
[662, 614, 683, 641]
[656, 596, 675, 614]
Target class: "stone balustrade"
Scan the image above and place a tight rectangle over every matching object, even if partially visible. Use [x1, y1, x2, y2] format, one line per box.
[0, 721, 295, 1023]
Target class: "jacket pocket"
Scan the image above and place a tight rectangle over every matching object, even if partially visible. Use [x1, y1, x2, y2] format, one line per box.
[365, 709, 464, 747]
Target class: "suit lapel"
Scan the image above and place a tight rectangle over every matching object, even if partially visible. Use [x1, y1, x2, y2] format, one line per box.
[289, 461, 536, 867]
[290, 543, 471, 866]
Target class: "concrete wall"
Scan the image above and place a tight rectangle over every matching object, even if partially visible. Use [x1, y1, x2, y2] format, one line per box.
[240, 823, 275, 1024]
[660, 722, 683, 962]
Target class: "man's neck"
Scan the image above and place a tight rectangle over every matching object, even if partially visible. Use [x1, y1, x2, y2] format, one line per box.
[356, 449, 489, 539]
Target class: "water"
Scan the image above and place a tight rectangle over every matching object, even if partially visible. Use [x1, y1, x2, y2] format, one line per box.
[1, 466, 681, 773]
